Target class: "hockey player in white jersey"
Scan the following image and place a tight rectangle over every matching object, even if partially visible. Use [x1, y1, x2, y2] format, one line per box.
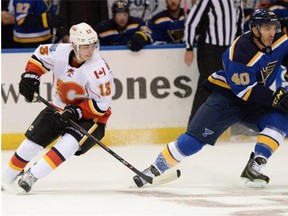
[1, 22, 114, 193]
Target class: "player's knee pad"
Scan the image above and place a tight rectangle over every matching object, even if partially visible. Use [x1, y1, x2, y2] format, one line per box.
[16, 139, 44, 161]
[259, 112, 288, 136]
[176, 133, 205, 157]
[53, 133, 80, 159]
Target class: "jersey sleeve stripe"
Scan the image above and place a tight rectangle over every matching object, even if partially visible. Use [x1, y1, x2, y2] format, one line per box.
[247, 51, 263, 66]
[88, 99, 105, 116]
[229, 36, 241, 60]
[99, 30, 118, 37]
[236, 83, 257, 100]
[241, 88, 252, 101]
[208, 75, 231, 89]
[26, 58, 47, 75]
[272, 34, 287, 50]
[154, 17, 171, 24]
[126, 23, 140, 30]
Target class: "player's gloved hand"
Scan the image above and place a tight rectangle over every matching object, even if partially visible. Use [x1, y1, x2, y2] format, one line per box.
[272, 87, 288, 114]
[127, 32, 148, 52]
[19, 72, 40, 102]
[54, 104, 83, 127]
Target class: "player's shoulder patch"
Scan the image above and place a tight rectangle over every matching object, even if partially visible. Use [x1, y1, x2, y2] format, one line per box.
[49, 43, 60, 52]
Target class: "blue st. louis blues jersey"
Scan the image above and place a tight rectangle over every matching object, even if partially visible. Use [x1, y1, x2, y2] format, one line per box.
[148, 8, 188, 44]
[206, 31, 288, 107]
[12, 0, 52, 43]
[95, 16, 151, 46]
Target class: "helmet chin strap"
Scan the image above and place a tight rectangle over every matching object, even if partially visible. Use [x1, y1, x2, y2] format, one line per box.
[256, 34, 267, 48]
[252, 28, 271, 53]
[73, 45, 84, 62]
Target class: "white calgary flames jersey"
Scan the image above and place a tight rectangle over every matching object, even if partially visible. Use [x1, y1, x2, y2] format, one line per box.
[25, 43, 114, 123]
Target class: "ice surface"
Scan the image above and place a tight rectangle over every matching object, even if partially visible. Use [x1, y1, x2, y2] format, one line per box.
[2, 141, 288, 216]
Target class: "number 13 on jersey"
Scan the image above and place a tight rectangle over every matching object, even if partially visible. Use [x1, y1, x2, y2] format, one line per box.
[94, 67, 112, 96]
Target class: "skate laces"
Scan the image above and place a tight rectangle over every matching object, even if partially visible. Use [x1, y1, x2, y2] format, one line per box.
[20, 169, 37, 185]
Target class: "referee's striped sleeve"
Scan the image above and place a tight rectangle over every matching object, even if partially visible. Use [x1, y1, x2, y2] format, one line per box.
[185, 0, 244, 49]
[185, 0, 209, 49]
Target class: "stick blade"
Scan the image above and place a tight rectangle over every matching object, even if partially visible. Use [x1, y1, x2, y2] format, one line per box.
[151, 169, 181, 185]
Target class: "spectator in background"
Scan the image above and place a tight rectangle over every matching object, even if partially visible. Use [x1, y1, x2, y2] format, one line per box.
[268, 0, 288, 35]
[1, 0, 15, 48]
[58, 0, 109, 43]
[244, 1, 271, 32]
[148, 0, 188, 44]
[107, 0, 167, 22]
[184, 0, 244, 126]
[243, 0, 258, 32]
[244, 1, 288, 34]
[95, 0, 152, 52]
[8, 0, 64, 48]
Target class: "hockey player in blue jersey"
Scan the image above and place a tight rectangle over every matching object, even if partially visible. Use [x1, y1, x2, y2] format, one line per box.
[148, 0, 188, 44]
[133, 8, 288, 188]
[9, 0, 63, 48]
[95, 0, 152, 51]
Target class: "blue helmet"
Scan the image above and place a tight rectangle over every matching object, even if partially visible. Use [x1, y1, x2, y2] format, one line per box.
[249, 9, 281, 32]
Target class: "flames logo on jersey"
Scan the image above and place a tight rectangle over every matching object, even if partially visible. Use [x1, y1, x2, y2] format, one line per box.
[66, 68, 75, 77]
[56, 79, 85, 104]
[260, 60, 278, 84]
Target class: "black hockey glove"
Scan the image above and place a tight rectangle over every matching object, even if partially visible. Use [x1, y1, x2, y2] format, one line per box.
[272, 87, 288, 114]
[127, 32, 148, 52]
[19, 72, 40, 102]
[54, 104, 83, 127]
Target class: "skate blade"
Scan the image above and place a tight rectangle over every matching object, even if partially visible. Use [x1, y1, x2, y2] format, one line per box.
[15, 186, 28, 195]
[129, 182, 139, 188]
[152, 169, 181, 185]
[241, 177, 267, 188]
[129, 169, 181, 188]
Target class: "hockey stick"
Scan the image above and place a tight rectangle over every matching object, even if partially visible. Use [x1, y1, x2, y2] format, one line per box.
[34, 93, 181, 185]
[51, 0, 61, 44]
[141, 0, 149, 20]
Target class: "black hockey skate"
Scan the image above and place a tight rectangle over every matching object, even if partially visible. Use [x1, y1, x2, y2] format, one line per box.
[133, 165, 161, 188]
[18, 169, 38, 193]
[241, 152, 270, 188]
